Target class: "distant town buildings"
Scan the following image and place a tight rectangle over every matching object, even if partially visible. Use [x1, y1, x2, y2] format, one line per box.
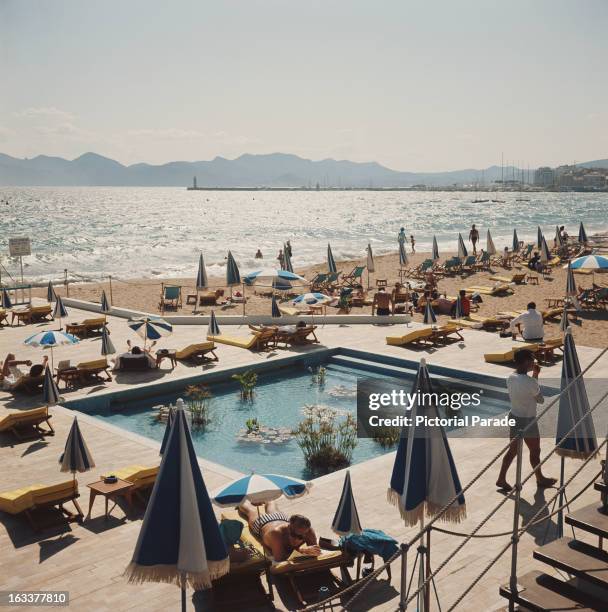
[533, 166, 555, 187]
[553, 165, 608, 190]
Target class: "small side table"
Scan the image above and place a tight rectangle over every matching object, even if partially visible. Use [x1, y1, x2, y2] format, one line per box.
[56, 367, 80, 389]
[87, 479, 134, 520]
[156, 349, 177, 369]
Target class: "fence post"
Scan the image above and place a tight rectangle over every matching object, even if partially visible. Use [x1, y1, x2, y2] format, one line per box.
[399, 542, 408, 610]
[109, 275, 113, 304]
[509, 430, 524, 611]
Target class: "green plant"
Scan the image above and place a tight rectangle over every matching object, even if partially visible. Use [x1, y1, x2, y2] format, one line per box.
[232, 370, 258, 400]
[309, 365, 327, 386]
[184, 385, 213, 429]
[245, 417, 260, 433]
[293, 406, 357, 475]
[371, 426, 401, 448]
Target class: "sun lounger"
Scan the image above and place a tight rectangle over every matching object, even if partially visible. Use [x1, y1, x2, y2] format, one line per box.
[279, 305, 309, 316]
[275, 325, 319, 347]
[484, 343, 540, 364]
[429, 324, 464, 344]
[174, 342, 218, 362]
[208, 328, 277, 351]
[101, 465, 158, 503]
[77, 358, 113, 381]
[465, 284, 514, 296]
[0, 480, 83, 530]
[341, 265, 365, 288]
[159, 284, 182, 311]
[10, 304, 53, 326]
[196, 289, 224, 306]
[309, 273, 328, 292]
[0, 407, 54, 440]
[468, 314, 510, 329]
[65, 317, 107, 337]
[530, 338, 564, 363]
[386, 327, 434, 347]
[488, 272, 527, 284]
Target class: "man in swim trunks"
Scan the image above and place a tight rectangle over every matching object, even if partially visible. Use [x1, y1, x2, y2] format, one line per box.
[239, 499, 321, 561]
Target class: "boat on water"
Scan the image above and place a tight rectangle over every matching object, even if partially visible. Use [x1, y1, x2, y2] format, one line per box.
[515, 198, 530, 202]
[471, 198, 489, 203]
[491, 199, 506, 203]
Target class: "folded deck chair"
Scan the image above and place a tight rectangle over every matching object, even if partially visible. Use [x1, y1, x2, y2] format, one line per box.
[484, 343, 539, 364]
[0, 407, 54, 440]
[208, 329, 276, 351]
[386, 327, 434, 347]
[465, 284, 513, 296]
[76, 358, 112, 382]
[488, 272, 527, 284]
[175, 342, 218, 361]
[0, 480, 82, 530]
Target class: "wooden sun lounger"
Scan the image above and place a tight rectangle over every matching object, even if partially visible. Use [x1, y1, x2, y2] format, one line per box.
[275, 325, 319, 347]
[0, 480, 83, 531]
[468, 313, 510, 329]
[488, 273, 527, 284]
[0, 407, 54, 440]
[530, 338, 564, 363]
[279, 305, 309, 316]
[101, 465, 158, 504]
[207, 329, 276, 351]
[10, 304, 53, 326]
[484, 343, 540, 364]
[465, 284, 514, 296]
[65, 317, 107, 337]
[429, 324, 464, 344]
[386, 327, 434, 347]
[175, 342, 218, 362]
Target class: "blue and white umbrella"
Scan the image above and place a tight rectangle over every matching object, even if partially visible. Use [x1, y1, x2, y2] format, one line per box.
[568, 255, 608, 270]
[512, 229, 519, 252]
[388, 358, 466, 525]
[2, 288, 12, 309]
[125, 406, 229, 595]
[540, 235, 551, 263]
[457, 233, 468, 260]
[578, 222, 588, 244]
[271, 295, 281, 318]
[100, 289, 110, 313]
[431, 236, 440, 261]
[423, 301, 436, 325]
[24, 329, 79, 369]
[243, 268, 307, 290]
[292, 292, 332, 307]
[331, 470, 362, 536]
[537, 226, 543, 248]
[226, 251, 241, 286]
[283, 244, 293, 273]
[207, 310, 220, 337]
[128, 317, 173, 348]
[486, 229, 496, 256]
[159, 405, 175, 456]
[399, 240, 409, 267]
[43, 364, 61, 406]
[101, 325, 116, 356]
[53, 295, 68, 329]
[211, 473, 311, 507]
[59, 416, 95, 478]
[565, 262, 577, 296]
[327, 244, 337, 274]
[196, 253, 208, 290]
[47, 281, 56, 303]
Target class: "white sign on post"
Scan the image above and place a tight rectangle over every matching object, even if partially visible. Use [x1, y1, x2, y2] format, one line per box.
[9, 237, 31, 257]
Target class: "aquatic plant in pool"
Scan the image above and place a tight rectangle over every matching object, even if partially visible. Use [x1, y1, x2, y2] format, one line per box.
[184, 384, 213, 429]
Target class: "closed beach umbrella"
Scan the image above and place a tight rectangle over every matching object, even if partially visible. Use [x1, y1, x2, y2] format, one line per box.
[486, 229, 496, 256]
[568, 255, 608, 271]
[271, 295, 281, 318]
[53, 295, 68, 330]
[432, 236, 440, 261]
[366, 243, 375, 273]
[331, 470, 362, 536]
[555, 225, 564, 247]
[226, 251, 241, 286]
[207, 310, 220, 337]
[537, 226, 543, 248]
[196, 253, 208, 290]
[100, 289, 110, 313]
[512, 229, 519, 252]
[565, 262, 577, 296]
[454, 295, 465, 319]
[24, 329, 79, 370]
[423, 301, 436, 325]
[128, 316, 173, 349]
[47, 281, 56, 303]
[578, 222, 588, 244]
[399, 241, 409, 267]
[327, 243, 337, 274]
[2, 288, 12, 309]
[59, 416, 95, 481]
[243, 268, 307, 291]
[283, 244, 293, 273]
[43, 364, 61, 406]
[457, 233, 468, 259]
[559, 304, 570, 332]
[159, 405, 175, 456]
[211, 473, 311, 507]
[101, 325, 116, 356]
[540, 235, 551, 263]
[125, 407, 229, 605]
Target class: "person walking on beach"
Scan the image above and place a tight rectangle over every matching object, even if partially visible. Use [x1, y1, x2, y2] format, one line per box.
[410, 235, 416, 253]
[469, 224, 479, 254]
[398, 227, 406, 246]
[255, 249, 263, 259]
[277, 249, 284, 269]
[509, 302, 544, 341]
[496, 349, 557, 491]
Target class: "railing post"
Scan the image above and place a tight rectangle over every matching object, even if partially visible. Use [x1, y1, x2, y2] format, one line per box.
[399, 542, 408, 610]
[109, 275, 113, 304]
[509, 430, 524, 611]
[425, 527, 431, 612]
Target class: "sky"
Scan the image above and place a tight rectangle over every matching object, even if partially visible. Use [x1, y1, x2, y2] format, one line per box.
[1, 0, 607, 171]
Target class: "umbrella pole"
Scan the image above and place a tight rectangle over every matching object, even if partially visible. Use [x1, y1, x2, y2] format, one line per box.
[417, 515, 429, 612]
[557, 456, 565, 538]
[181, 573, 186, 612]
[242, 283, 246, 317]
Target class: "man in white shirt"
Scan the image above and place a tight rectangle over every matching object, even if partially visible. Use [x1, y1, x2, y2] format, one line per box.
[496, 349, 556, 492]
[509, 302, 544, 341]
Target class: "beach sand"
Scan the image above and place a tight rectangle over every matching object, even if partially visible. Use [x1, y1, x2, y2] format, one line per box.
[31, 249, 608, 348]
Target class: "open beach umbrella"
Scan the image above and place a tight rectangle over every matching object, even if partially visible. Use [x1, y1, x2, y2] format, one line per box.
[53, 295, 68, 330]
[565, 262, 577, 296]
[399, 240, 409, 268]
[160, 405, 175, 456]
[24, 329, 79, 370]
[207, 310, 220, 337]
[512, 229, 520, 252]
[283, 244, 293, 273]
[211, 473, 311, 507]
[578, 222, 588, 244]
[125, 406, 229, 608]
[196, 253, 208, 290]
[366, 243, 375, 289]
[2, 288, 12, 309]
[59, 416, 95, 482]
[423, 301, 436, 325]
[537, 226, 543, 248]
[128, 316, 173, 349]
[226, 251, 241, 286]
[568, 254, 608, 271]
[43, 364, 61, 406]
[243, 268, 307, 290]
[431, 236, 440, 261]
[327, 244, 337, 274]
[47, 281, 56, 303]
[457, 233, 467, 259]
[271, 295, 281, 318]
[100, 289, 110, 313]
[486, 229, 496, 256]
[540, 235, 551, 263]
[101, 325, 116, 356]
[292, 292, 332, 307]
[331, 470, 362, 536]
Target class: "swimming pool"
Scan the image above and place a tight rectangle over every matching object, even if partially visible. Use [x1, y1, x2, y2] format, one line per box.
[84, 356, 510, 479]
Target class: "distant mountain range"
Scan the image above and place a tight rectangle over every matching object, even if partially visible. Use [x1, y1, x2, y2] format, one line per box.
[0, 151, 605, 188]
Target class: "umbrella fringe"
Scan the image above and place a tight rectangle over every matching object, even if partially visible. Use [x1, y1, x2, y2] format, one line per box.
[387, 488, 466, 525]
[555, 447, 598, 461]
[124, 558, 230, 590]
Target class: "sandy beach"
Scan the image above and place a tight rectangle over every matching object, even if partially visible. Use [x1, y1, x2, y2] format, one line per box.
[30, 247, 608, 349]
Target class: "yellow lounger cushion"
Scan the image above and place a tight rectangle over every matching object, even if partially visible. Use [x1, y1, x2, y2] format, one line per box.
[465, 284, 512, 295]
[386, 328, 433, 346]
[30, 481, 77, 506]
[175, 342, 215, 359]
[0, 480, 77, 515]
[484, 343, 538, 363]
[82, 317, 106, 326]
[103, 465, 158, 487]
[278, 306, 301, 316]
[76, 358, 108, 370]
[207, 334, 259, 349]
[0, 407, 49, 432]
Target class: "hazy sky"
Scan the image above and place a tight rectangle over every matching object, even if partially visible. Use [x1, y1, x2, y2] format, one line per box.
[1, 0, 606, 170]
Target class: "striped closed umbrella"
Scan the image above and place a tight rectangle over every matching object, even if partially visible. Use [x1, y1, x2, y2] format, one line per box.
[486, 230, 496, 256]
[100, 289, 110, 313]
[211, 473, 311, 507]
[399, 241, 408, 267]
[2, 288, 12, 309]
[125, 406, 229, 603]
[512, 229, 520, 252]
[331, 470, 362, 536]
[159, 405, 175, 456]
[283, 244, 293, 273]
[207, 310, 220, 337]
[423, 301, 436, 325]
[457, 233, 468, 259]
[388, 358, 466, 525]
[271, 295, 281, 318]
[366, 244, 375, 273]
[540, 235, 551, 263]
[101, 325, 116, 356]
[59, 416, 95, 481]
[196, 253, 208, 290]
[327, 244, 337, 274]
[226, 251, 241, 286]
[128, 317, 173, 349]
[568, 255, 608, 271]
[559, 304, 570, 332]
[47, 281, 56, 303]
[53, 296, 68, 330]
[43, 364, 61, 406]
[537, 226, 543, 248]
[578, 222, 588, 244]
[565, 262, 577, 296]
[555, 225, 564, 247]
[432, 236, 440, 261]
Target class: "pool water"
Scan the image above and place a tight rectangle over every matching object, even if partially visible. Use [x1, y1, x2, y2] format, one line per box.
[87, 360, 509, 479]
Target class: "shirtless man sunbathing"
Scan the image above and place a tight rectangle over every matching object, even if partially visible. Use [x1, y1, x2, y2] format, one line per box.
[239, 499, 321, 562]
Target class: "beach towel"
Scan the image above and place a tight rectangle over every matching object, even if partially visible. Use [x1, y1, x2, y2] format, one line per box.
[339, 529, 398, 562]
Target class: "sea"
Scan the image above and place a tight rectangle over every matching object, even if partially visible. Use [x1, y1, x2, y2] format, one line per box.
[1, 187, 607, 284]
